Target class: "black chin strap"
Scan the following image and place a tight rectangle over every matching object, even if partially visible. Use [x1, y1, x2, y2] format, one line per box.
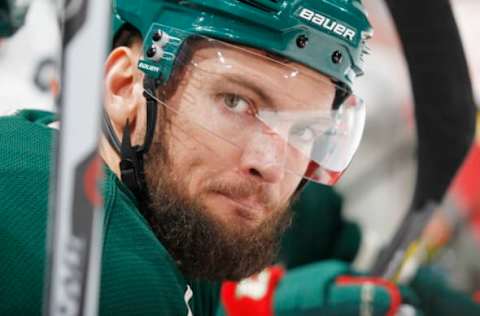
[103, 76, 159, 201]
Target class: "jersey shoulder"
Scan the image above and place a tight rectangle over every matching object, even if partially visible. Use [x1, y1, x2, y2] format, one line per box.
[0, 109, 57, 173]
[0, 109, 57, 313]
[99, 169, 221, 316]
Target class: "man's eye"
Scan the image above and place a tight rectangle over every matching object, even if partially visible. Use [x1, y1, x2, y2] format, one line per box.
[223, 94, 251, 113]
[290, 125, 316, 143]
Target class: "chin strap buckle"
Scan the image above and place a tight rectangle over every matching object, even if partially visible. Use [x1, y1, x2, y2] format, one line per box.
[119, 121, 147, 198]
[108, 76, 159, 202]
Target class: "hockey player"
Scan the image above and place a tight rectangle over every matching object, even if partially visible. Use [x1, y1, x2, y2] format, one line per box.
[0, 0, 465, 315]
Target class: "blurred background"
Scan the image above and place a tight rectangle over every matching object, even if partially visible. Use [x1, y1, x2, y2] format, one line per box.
[339, 0, 480, 292]
[1, 0, 479, 293]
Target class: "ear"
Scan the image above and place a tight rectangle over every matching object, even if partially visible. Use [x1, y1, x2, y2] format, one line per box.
[104, 45, 145, 145]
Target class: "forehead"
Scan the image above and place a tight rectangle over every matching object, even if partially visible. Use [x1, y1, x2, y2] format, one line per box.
[188, 41, 336, 110]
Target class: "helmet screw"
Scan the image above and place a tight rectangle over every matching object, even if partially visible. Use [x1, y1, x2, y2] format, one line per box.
[146, 45, 157, 58]
[152, 30, 162, 42]
[332, 51, 343, 64]
[296, 35, 308, 48]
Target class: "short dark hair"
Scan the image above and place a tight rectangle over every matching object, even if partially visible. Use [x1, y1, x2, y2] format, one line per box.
[113, 23, 142, 49]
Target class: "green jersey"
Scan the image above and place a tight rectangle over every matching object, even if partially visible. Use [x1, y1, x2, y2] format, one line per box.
[0, 110, 220, 315]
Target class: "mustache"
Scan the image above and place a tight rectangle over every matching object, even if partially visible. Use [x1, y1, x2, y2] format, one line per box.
[203, 177, 279, 209]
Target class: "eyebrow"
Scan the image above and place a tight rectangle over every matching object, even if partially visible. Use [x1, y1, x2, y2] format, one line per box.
[220, 73, 277, 110]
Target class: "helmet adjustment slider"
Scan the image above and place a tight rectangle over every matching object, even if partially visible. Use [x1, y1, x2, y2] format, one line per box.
[145, 29, 179, 62]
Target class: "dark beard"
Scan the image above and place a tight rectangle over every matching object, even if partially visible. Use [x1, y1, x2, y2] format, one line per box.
[141, 139, 293, 281]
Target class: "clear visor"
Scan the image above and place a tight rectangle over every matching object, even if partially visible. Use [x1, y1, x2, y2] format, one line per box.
[141, 28, 365, 216]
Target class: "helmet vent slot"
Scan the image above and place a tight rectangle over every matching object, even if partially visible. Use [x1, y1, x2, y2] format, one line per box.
[237, 0, 283, 13]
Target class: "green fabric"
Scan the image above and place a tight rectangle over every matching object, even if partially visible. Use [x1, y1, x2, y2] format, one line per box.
[0, 110, 220, 315]
[279, 183, 361, 269]
[411, 266, 480, 316]
[274, 260, 409, 316]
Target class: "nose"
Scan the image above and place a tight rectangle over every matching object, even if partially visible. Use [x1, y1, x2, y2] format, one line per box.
[239, 130, 287, 184]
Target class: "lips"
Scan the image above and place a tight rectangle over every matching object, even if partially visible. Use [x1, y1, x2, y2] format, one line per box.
[212, 190, 266, 221]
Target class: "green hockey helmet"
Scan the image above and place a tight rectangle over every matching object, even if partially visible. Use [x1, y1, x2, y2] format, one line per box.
[113, 0, 372, 92]
[0, 0, 30, 37]
[109, 0, 373, 192]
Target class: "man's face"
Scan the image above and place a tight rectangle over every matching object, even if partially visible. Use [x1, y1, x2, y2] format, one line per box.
[141, 41, 335, 280]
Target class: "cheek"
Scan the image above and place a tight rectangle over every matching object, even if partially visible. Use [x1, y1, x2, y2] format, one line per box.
[280, 148, 310, 195]
[166, 110, 242, 198]
[165, 124, 200, 196]
[280, 172, 302, 201]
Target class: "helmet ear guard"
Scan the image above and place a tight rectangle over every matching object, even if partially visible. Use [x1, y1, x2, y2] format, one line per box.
[137, 25, 188, 81]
